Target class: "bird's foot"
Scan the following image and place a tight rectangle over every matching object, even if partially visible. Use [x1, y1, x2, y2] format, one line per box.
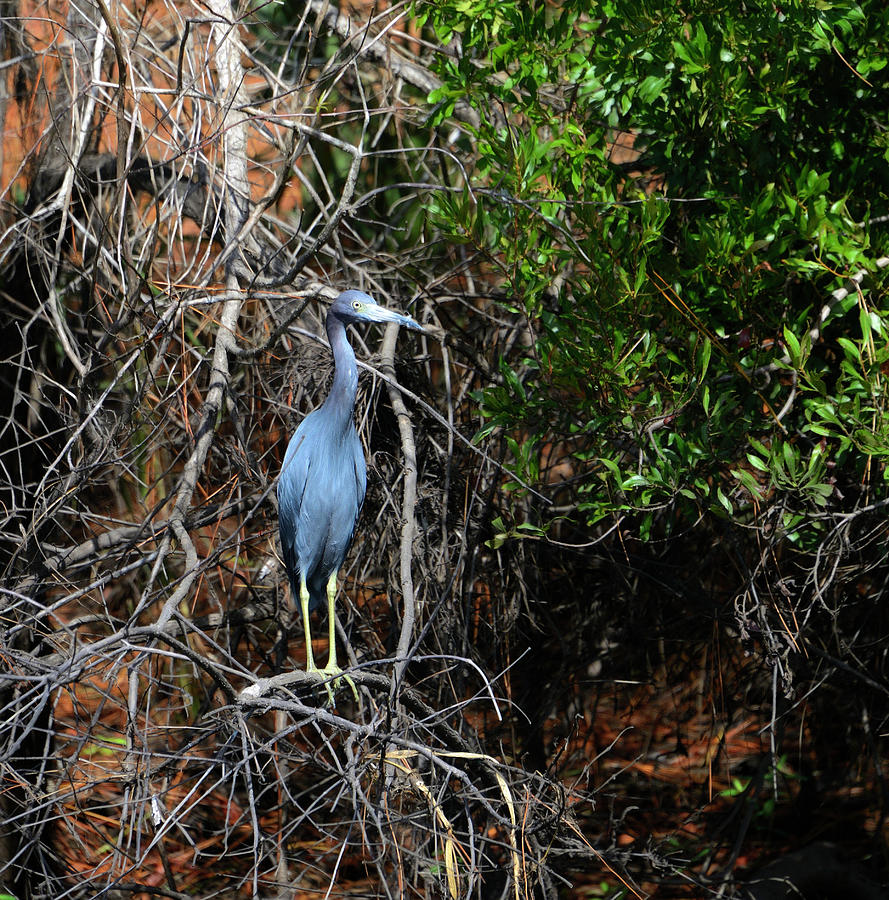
[309, 663, 359, 705]
[320, 663, 359, 704]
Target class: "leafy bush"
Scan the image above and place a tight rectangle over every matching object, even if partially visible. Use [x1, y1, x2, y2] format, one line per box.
[420, 0, 889, 543]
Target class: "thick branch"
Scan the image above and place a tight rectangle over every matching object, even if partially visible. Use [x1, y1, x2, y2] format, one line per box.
[380, 325, 420, 688]
[155, 0, 248, 629]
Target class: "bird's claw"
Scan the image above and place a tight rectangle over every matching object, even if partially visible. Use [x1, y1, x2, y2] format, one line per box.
[308, 664, 359, 705]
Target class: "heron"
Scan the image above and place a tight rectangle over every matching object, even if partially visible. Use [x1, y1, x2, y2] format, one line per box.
[277, 290, 423, 700]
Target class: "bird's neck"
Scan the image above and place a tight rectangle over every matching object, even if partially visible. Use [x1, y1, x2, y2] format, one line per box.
[322, 314, 358, 432]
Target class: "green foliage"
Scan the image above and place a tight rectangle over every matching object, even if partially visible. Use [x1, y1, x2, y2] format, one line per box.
[419, 0, 889, 541]
[718, 755, 802, 824]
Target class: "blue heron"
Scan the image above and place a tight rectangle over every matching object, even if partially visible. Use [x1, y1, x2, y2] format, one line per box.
[278, 290, 423, 698]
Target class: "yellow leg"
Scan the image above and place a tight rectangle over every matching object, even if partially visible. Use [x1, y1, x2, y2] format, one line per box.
[326, 572, 339, 670]
[318, 572, 358, 703]
[299, 575, 317, 672]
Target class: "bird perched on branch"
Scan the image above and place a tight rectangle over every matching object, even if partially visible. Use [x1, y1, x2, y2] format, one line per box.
[278, 290, 423, 700]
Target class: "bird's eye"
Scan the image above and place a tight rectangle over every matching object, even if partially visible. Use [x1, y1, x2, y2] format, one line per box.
[352, 300, 362, 309]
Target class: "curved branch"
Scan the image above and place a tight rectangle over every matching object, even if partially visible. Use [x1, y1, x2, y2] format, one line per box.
[155, 0, 247, 630]
[379, 325, 420, 689]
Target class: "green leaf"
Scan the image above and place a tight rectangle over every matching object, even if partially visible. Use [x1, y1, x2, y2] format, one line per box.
[783, 326, 801, 364]
[637, 74, 669, 104]
[837, 337, 861, 361]
[699, 338, 712, 379]
[746, 452, 769, 472]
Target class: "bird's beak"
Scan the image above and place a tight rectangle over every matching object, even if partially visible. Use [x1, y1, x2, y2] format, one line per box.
[367, 304, 424, 333]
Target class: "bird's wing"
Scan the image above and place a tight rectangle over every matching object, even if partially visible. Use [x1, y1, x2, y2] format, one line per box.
[277, 427, 312, 592]
[278, 417, 367, 610]
[354, 437, 367, 514]
[344, 430, 367, 553]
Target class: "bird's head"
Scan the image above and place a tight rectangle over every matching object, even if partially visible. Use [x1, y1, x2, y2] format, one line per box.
[331, 290, 423, 332]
